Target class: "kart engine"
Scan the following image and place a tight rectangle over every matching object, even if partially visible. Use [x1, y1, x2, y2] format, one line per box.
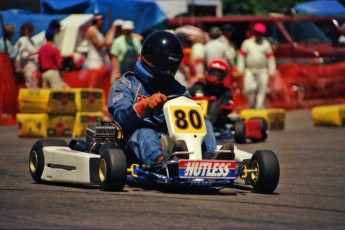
[85, 121, 123, 153]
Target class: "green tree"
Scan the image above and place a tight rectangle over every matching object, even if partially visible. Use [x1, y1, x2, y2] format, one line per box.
[222, 0, 309, 16]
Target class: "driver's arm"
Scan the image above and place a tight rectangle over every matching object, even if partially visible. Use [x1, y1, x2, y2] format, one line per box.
[108, 78, 146, 131]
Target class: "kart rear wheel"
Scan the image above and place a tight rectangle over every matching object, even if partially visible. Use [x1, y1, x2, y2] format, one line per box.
[99, 149, 127, 191]
[29, 139, 69, 183]
[249, 150, 280, 193]
[234, 120, 246, 144]
[249, 118, 268, 143]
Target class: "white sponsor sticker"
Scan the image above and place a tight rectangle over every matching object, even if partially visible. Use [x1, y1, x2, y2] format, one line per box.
[112, 93, 124, 103]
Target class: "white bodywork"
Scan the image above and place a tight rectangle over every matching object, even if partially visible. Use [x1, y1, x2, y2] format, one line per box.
[163, 97, 206, 160]
[233, 146, 252, 162]
[41, 146, 99, 184]
[163, 96, 253, 162]
[32, 14, 93, 56]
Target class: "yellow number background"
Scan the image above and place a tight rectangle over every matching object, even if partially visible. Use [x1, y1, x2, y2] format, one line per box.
[169, 106, 206, 134]
[194, 100, 209, 115]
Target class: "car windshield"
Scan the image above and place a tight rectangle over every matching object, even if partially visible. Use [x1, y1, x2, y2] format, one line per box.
[283, 21, 331, 43]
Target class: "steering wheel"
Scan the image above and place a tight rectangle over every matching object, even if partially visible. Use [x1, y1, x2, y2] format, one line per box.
[149, 94, 186, 125]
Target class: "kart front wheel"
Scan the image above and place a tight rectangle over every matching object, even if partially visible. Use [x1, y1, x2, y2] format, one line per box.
[99, 149, 127, 191]
[29, 139, 69, 183]
[249, 150, 280, 193]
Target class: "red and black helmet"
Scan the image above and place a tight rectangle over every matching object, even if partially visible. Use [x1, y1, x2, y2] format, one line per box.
[206, 59, 229, 86]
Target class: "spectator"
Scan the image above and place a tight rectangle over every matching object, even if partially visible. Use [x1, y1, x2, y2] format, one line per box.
[38, 28, 67, 89]
[189, 30, 207, 85]
[0, 24, 18, 61]
[113, 19, 124, 39]
[15, 22, 40, 88]
[35, 19, 62, 48]
[83, 14, 114, 69]
[174, 31, 191, 87]
[108, 31, 218, 165]
[237, 23, 276, 109]
[204, 27, 234, 71]
[110, 20, 142, 81]
[220, 23, 237, 66]
[49, 19, 61, 35]
[112, 19, 143, 41]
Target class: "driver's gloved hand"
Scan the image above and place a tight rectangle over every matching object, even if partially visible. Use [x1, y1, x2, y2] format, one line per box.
[147, 93, 167, 110]
[133, 93, 167, 118]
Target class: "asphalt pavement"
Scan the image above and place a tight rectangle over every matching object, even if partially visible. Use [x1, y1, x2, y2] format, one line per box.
[0, 109, 345, 229]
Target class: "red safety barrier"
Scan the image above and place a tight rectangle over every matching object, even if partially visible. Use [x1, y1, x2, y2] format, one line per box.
[231, 61, 345, 110]
[3, 59, 345, 126]
[62, 64, 112, 109]
[0, 53, 18, 125]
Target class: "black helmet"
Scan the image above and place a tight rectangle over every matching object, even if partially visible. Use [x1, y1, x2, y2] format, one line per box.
[141, 31, 184, 81]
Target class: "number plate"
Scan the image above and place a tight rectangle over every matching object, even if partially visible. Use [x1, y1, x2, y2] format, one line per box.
[194, 100, 209, 115]
[169, 106, 206, 134]
[179, 160, 237, 179]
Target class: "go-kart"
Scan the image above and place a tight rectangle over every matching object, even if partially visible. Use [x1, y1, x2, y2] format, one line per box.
[29, 95, 279, 194]
[192, 96, 268, 144]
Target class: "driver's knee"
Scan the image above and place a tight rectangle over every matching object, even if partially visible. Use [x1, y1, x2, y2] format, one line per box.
[126, 128, 166, 164]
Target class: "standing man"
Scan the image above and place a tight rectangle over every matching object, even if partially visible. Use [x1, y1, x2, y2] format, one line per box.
[38, 29, 67, 88]
[237, 23, 276, 109]
[204, 27, 234, 70]
[84, 14, 114, 70]
[110, 20, 142, 81]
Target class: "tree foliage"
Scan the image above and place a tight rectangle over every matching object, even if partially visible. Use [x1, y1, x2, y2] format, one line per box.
[222, 0, 312, 16]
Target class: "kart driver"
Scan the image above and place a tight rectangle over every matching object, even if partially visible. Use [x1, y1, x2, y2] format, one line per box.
[189, 58, 234, 127]
[108, 31, 218, 165]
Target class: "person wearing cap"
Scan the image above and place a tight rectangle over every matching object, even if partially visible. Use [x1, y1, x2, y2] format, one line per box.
[110, 20, 142, 81]
[38, 28, 67, 88]
[113, 19, 124, 39]
[35, 19, 63, 49]
[237, 23, 276, 109]
[84, 14, 114, 69]
[49, 20, 61, 34]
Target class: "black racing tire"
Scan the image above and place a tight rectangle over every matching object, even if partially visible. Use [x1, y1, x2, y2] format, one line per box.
[249, 150, 280, 194]
[250, 118, 268, 143]
[234, 120, 246, 144]
[29, 139, 69, 183]
[99, 141, 120, 156]
[99, 148, 127, 191]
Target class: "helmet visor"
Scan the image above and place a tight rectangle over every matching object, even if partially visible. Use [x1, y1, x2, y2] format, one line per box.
[156, 53, 183, 76]
[208, 69, 226, 82]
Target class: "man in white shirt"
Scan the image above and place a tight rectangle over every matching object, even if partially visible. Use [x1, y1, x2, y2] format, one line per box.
[204, 27, 234, 68]
[237, 23, 276, 109]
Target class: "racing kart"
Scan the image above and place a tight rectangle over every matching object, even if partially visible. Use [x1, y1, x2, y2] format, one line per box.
[192, 96, 268, 144]
[29, 95, 280, 194]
